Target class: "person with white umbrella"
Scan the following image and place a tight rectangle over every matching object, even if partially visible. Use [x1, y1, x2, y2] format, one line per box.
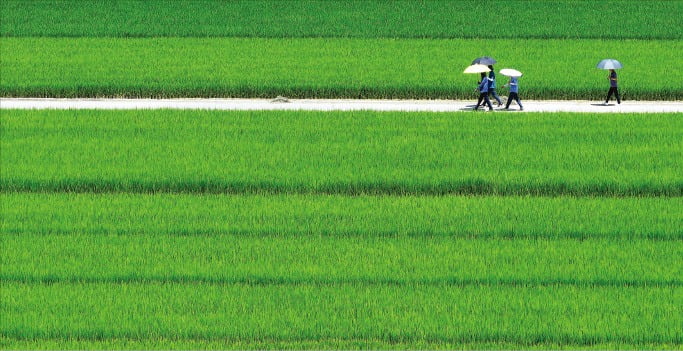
[500, 68, 523, 111]
[464, 64, 493, 111]
[474, 72, 494, 111]
[597, 59, 622, 105]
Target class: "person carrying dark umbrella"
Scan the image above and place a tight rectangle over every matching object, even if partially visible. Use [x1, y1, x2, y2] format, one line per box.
[486, 65, 503, 107]
[472, 57, 502, 108]
[474, 72, 493, 111]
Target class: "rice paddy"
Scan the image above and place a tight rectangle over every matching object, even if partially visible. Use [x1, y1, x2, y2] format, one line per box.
[3, 193, 682, 240]
[1, 1, 682, 99]
[3, 110, 682, 196]
[1, 37, 681, 99]
[2, 109, 683, 349]
[2, 0, 680, 39]
[2, 0, 682, 349]
[4, 283, 681, 345]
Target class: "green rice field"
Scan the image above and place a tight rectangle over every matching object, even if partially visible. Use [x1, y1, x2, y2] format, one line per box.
[2, 0, 681, 39]
[2, 110, 683, 349]
[3, 193, 682, 240]
[2, 38, 681, 99]
[2, 1, 683, 349]
[1, 0, 682, 99]
[3, 110, 682, 196]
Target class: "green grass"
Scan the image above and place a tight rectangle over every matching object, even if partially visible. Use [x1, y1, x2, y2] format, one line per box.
[2, 38, 681, 100]
[2, 108, 682, 349]
[4, 234, 681, 286]
[2, 0, 681, 39]
[3, 1, 682, 349]
[3, 192, 682, 348]
[3, 193, 682, 240]
[2, 282, 681, 347]
[2, 193, 682, 284]
[3, 338, 680, 351]
[2, 110, 682, 196]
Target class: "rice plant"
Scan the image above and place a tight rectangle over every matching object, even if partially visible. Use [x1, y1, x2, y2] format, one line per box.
[2, 110, 681, 196]
[1, 38, 681, 99]
[2, 0, 680, 39]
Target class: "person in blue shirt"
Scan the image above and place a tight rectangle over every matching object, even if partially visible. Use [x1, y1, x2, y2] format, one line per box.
[605, 69, 620, 104]
[503, 76, 523, 111]
[474, 72, 493, 111]
[477, 66, 503, 108]
[487, 65, 503, 106]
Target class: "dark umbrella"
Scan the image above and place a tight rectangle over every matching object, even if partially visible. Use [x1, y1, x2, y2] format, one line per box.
[472, 56, 497, 65]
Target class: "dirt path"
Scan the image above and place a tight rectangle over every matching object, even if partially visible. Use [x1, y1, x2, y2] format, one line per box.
[2, 98, 682, 113]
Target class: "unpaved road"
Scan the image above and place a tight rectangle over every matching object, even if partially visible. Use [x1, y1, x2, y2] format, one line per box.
[1, 98, 682, 113]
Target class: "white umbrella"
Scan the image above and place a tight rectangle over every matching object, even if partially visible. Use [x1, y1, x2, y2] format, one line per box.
[500, 68, 523, 77]
[597, 59, 623, 69]
[463, 64, 491, 74]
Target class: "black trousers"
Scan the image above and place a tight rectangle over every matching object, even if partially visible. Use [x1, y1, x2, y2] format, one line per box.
[475, 93, 493, 110]
[505, 92, 523, 109]
[478, 88, 502, 106]
[605, 87, 620, 104]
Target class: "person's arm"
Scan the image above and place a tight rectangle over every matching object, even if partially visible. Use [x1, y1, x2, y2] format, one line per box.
[478, 79, 487, 91]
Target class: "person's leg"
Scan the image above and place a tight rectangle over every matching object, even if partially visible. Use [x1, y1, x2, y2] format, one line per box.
[515, 94, 523, 110]
[480, 91, 492, 107]
[615, 88, 621, 104]
[490, 89, 502, 105]
[606, 87, 615, 103]
[484, 95, 493, 110]
[475, 94, 484, 110]
[505, 93, 512, 109]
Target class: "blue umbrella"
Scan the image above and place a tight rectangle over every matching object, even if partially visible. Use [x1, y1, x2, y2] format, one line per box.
[472, 56, 497, 65]
[597, 59, 623, 69]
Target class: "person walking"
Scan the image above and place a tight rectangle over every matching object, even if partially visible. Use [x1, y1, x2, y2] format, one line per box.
[486, 65, 503, 106]
[474, 72, 493, 111]
[477, 65, 503, 108]
[503, 76, 523, 110]
[605, 69, 620, 105]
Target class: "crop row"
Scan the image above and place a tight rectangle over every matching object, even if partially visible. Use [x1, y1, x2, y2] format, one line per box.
[3, 191, 682, 349]
[2, 0, 680, 39]
[3, 193, 682, 240]
[5, 338, 652, 351]
[2, 282, 681, 347]
[3, 233, 681, 286]
[2, 38, 681, 100]
[3, 110, 681, 196]
[4, 338, 642, 351]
